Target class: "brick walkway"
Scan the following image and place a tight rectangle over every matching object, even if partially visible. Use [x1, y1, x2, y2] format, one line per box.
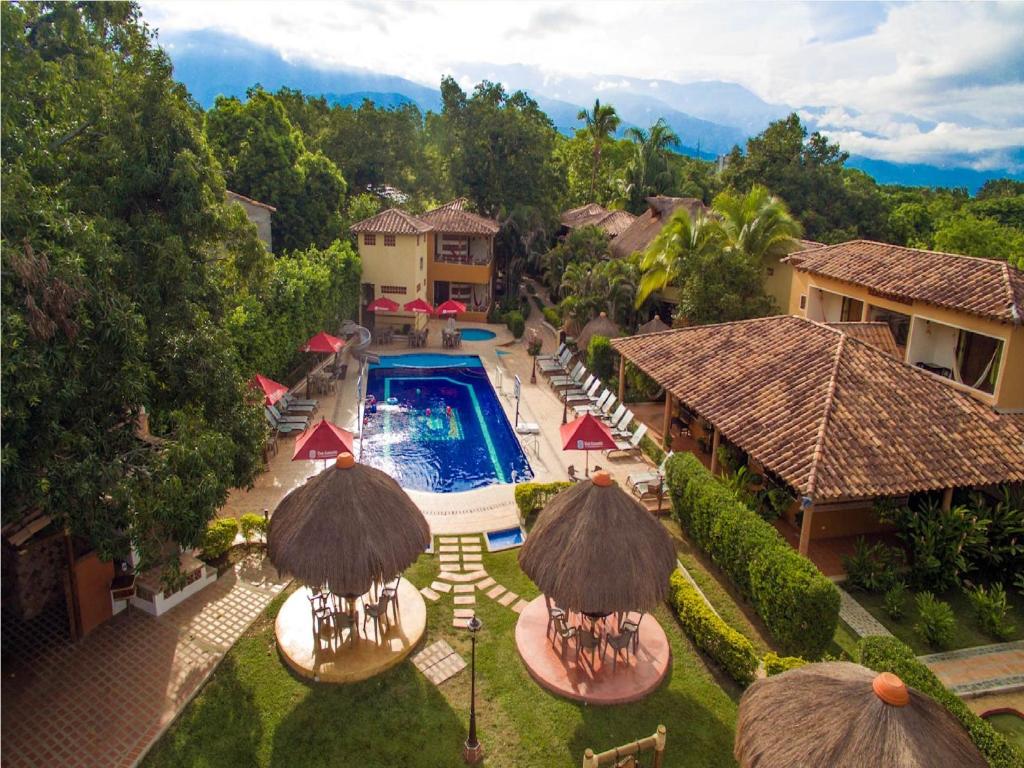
[921, 640, 1024, 697]
[1, 554, 288, 768]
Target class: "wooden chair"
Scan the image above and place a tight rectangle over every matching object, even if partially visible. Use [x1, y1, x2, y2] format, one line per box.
[605, 627, 637, 670]
[380, 576, 401, 622]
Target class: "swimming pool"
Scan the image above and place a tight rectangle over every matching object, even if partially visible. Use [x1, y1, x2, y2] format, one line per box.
[458, 328, 497, 342]
[485, 526, 526, 551]
[360, 354, 533, 492]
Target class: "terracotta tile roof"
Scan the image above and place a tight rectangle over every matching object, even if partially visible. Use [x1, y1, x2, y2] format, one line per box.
[418, 199, 499, 236]
[612, 315, 1024, 501]
[611, 196, 708, 259]
[226, 190, 276, 212]
[561, 205, 638, 238]
[787, 240, 1024, 324]
[349, 208, 433, 235]
[825, 322, 901, 359]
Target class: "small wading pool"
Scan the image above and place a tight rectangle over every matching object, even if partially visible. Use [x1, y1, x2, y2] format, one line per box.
[982, 710, 1024, 751]
[361, 354, 533, 493]
[458, 328, 497, 342]
[485, 526, 526, 551]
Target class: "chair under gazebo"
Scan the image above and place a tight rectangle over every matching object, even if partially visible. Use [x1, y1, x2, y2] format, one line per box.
[515, 471, 677, 704]
[268, 452, 431, 683]
[735, 662, 987, 768]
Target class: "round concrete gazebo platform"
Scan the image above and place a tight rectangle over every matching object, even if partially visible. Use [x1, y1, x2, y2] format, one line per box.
[514, 596, 671, 705]
[276, 579, 426, 684]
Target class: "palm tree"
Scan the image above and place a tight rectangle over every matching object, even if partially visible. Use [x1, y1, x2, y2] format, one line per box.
[618, 119, 681, 213]
[577, 99, 621, 201]
[635, 208, 725, 305]
[714, 185, 802, 264]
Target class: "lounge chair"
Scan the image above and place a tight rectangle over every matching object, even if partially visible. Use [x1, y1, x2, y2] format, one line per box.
[267, 404, 309, 427]
[277, 394, 316, 415]
[265, 408, 306, 434]
[539, 349, 572, 374]
[600, 404, 627, 428]
[605, 422, 648, 458]
[574, 389, 610, 415]
[563, 378, 600, 405]
[515, 422, 540, 435]
[626, 452, 674, 490]
[537, 342, 566, 364]
[578, 392, 616, 418]
[283, 392, 318, 409]
[548, 362, 584, 388]
[560, 373, 595, 399]
[609, 409, 635, 437]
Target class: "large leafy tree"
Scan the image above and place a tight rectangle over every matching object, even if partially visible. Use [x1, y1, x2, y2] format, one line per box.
[577, 99, 621, 201]
[1, 2, 266, 565]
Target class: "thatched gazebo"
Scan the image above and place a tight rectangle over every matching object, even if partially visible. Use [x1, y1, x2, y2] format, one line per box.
[735, 662, 987, 768]
[518, 471, 675, 615]
[638, 316, 670, 335]
[269, 452, 430, 596]
[576, 312, 621, 354]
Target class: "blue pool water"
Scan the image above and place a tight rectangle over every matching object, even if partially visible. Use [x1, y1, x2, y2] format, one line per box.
[486, 526, 526, 551]
[458, 328, 497, 341]
[361, 354, 533, 492]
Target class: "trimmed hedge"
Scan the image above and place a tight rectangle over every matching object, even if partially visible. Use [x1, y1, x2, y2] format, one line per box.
[665, 453, 840, 658]
[514, 481, 573, 520]
[668, 571, 759, 685]
[858, 636, 1024, 768]
[763, 652, 808, 677]
[587, 335, 614, 381]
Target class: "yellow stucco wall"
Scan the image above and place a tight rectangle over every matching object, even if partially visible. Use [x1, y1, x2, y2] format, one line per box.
[788, 269, 1024, 410]
[763, 254, 794, 313]
[358, 232, 430, 330]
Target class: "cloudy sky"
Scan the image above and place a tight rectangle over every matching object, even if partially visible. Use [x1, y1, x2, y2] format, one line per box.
[142, 1, 1024, 170]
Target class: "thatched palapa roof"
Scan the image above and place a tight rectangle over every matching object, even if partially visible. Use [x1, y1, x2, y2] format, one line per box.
[637, 316, 670, 335]
[576, 311, 621, 353]
[268, 454, 430, 596]
[518, 472, 676, 614]
[735, 662, 986, 768]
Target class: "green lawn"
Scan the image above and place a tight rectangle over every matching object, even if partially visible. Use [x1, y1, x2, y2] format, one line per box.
[854, 587, 1024, 655]
[144, 548, 739, 768]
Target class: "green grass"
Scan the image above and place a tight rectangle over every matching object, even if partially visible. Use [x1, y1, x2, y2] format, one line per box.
[144, 548, 739, 768]
[854, 587, 1024, 655]
[985, 713, 1024, 752]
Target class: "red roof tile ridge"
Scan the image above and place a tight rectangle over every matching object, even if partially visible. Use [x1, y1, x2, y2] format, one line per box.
[805, 331, 845, 499]
[1000, 261, 1023, 325]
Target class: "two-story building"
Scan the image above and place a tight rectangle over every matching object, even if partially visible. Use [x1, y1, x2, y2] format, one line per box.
[786, 240, 1024, 411]
[226, 190, 275, 252]
[351, 200, 500, 329]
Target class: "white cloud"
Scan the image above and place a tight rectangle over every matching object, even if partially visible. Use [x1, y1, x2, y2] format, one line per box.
[140, 0, 1024, 169]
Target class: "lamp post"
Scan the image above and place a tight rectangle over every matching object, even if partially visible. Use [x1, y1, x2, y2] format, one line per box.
[463, 614, 484, 764]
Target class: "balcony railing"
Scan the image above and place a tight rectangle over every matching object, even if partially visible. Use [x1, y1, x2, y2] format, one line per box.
[434, 252, 492, 267]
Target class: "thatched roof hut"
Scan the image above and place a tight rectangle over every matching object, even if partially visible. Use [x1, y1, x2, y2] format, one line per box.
[576, 312, 621, 353]
[638, 316, 670, 335]
[518, 471, 676, 614]
[268, 453, 430, 596]
[735, 662, 987, 768]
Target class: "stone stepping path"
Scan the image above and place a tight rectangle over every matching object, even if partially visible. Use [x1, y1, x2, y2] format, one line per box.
[412, 640, 466, 685]
[430, 536, 529, 622]
[837, 586, 893, 639]
[419, 587, 439, 601]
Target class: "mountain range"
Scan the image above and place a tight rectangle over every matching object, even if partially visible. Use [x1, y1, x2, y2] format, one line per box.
[162, 29, 1021, 192]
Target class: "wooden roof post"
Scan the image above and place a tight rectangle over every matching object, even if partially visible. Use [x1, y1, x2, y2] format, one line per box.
[581, 748, 598, 768]
[617, 352, 626, 403]
[653, 725, 667, 768]
[798, 496, 814, 556]
[709, 426, 721, 475]
[662, 393, 674, 450]
[941, 487, 954, 511]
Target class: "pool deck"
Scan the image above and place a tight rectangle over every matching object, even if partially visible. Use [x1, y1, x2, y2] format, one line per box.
[221, 317, 656, 535]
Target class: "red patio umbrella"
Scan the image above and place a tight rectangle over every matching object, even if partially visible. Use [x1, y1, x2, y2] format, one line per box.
[403, 298, 434, 315]
[436, 299, 467, 316]
[249, 374, 288, 406]
[292, 418, 355, 467]
[366, 296, 400, 313]
[301, 331, 345, 354]
[560, 413, 617, 476]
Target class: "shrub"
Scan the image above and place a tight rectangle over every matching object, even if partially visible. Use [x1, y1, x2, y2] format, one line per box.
[755, 485, 795, 522]
[664, 453, 840, 658]
[883, 581, 908, 620]
[201, 518, 239, 560]
[587, 335, 614, 381]
[843, 537, 904, 592]
[239, 513, 268, 544]
[668, 571, 759, 685]
[858, 636, 1024, 768]
[542, 306, 561, 327]
[506, 310, 525, 339]
[763, 652, 808, 677]
[514, 481, 573, 521]
[623, 361, 659, 402]
[914, 592, 956, 649]
[967, 583, 1016, 641]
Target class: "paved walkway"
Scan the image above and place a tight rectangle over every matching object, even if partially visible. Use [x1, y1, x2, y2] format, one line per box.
[1, 554, 288, 768]
[836, 585, 893, 638]
[921, 641, 1024, 697]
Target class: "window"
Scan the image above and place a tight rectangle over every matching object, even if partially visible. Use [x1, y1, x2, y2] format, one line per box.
[384, 234, 396, 247]
[380, 285, 407, 295]
[956, 329, 1002, 394]
[799, 295, 807, 310]
[419, 256, 424, 271]
[840, 296, 864, 322]
[363, 233, 376, 246]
